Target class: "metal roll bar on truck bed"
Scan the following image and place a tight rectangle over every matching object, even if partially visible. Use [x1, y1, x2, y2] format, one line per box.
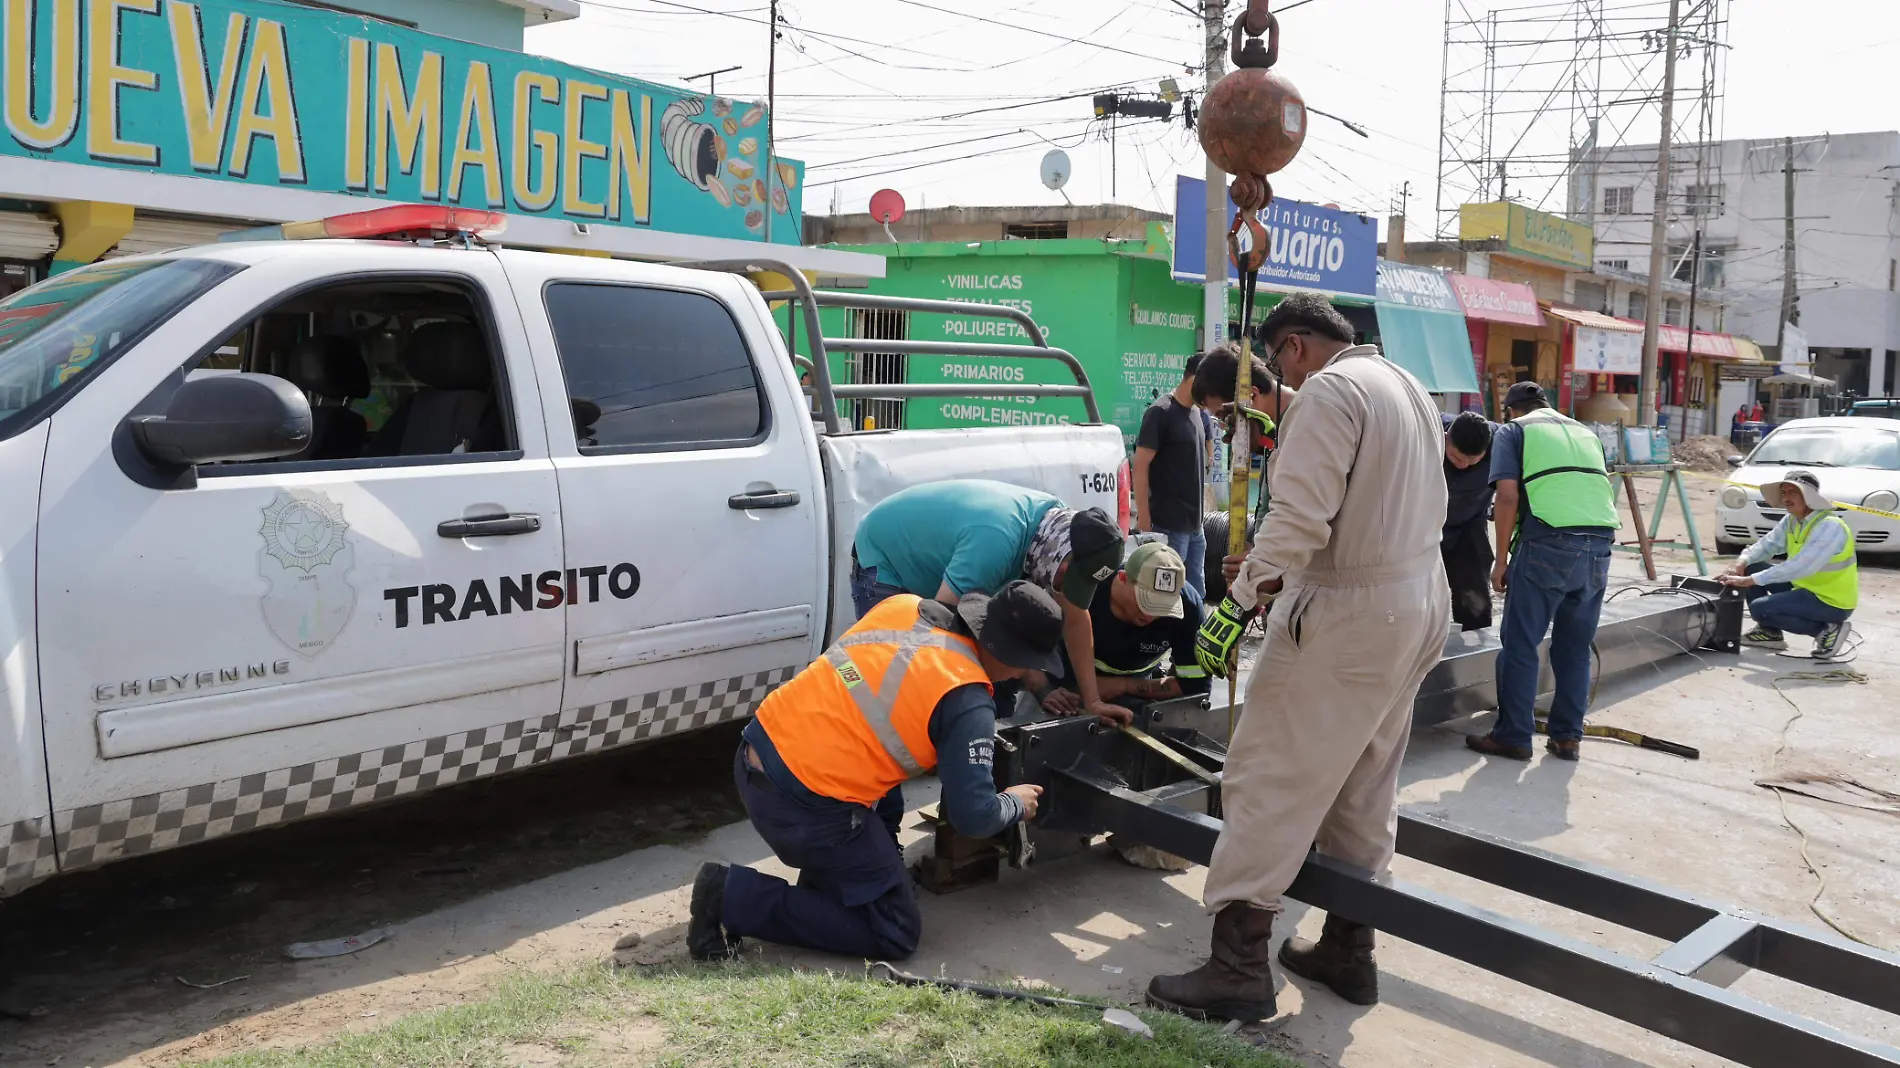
[681, 258, 1102, 435]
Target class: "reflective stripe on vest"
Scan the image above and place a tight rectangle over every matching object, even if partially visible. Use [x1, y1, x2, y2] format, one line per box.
[1788, 512, 1859, 611]
[753, 595, 992, 806]
[822, 617, 982, 776]
[1517, 408, 1619, 531]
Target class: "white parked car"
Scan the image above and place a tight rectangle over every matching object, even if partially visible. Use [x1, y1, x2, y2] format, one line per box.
[1716, 417, 1900, 556]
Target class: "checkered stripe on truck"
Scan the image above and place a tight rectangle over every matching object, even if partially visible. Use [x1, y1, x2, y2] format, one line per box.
[0, 666, 797, 898]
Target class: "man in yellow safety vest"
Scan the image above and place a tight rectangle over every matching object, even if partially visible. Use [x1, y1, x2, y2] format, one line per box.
[1467, 382, 1619, 763]
[1719, 470, 1858, 661]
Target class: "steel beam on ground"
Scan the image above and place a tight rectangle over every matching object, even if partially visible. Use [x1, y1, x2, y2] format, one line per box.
[961, 581, 1900, 1068]
[1019, 728, 1900, 1068]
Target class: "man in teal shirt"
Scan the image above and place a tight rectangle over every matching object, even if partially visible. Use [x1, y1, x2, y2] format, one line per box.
[854, 479, 1128, 725]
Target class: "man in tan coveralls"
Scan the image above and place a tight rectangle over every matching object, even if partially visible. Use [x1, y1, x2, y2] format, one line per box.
[1147, 293, 1451, 1024]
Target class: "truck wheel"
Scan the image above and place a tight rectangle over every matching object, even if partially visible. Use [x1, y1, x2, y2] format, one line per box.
[1715, 539, 1745, 557]
[1201, 511, 1260, 605]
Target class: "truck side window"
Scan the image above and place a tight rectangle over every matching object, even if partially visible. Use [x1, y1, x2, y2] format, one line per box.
[543, 283, 767, 451]
[200, 277, 512, 465]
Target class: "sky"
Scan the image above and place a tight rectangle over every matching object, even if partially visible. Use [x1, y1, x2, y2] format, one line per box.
[527, 0, 1900, 230]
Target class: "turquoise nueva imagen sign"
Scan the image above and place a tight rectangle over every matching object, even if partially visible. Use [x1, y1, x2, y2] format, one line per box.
[0, 0, 803, 243]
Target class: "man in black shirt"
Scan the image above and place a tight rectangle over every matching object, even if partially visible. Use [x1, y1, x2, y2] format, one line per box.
[1442, 411, 1497, 630]
[1136, 355, 1210, 596]
[1032, 542, 1210, 710]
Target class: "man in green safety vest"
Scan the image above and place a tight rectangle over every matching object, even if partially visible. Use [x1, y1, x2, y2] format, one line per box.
[1468, 382, 1619, 763]
[1718, 470, 1858, 661]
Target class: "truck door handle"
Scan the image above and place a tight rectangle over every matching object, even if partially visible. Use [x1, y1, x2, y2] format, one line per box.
[438, 513, 542, 538]
[728, 489, 801, 510]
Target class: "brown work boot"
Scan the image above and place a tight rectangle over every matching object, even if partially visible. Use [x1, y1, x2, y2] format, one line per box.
[1467, 732, 1532, 761]
[1278, 913, 1379, 1006]
[1146, 903, 1277, 1023]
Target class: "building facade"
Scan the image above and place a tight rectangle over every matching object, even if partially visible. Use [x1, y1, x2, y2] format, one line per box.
[0, 0, 863, 301]
[805, 204, 1168, 248]
[1580, 131, 1900, 396]
[1402, 200, 1752, 437]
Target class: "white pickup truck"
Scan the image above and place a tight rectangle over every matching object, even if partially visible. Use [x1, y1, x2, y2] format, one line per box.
[0, 207, 1123, 898]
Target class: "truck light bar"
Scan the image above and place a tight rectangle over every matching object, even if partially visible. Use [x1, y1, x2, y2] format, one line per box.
[220, 205, 507, 244]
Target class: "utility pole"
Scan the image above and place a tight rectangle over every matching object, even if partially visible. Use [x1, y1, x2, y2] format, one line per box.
[1777, 135, 1800, 358]
[1203, 0, 1228, 351]
[1637, 0, 1682, 429]
[1682, 228, 1701, 438]
[763, 0, 779, 245]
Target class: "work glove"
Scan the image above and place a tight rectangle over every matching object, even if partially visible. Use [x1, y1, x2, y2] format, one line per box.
[1241, 405, 1277, 441]
[1195, 596, 1257, 679]
[1219, 405, 1277, 444]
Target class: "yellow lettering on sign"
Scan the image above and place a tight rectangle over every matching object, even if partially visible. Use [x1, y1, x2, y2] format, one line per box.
[448, 59, 502, 206]
[167, 2, 245, 173]
[561, 79, 607, 218]
[3, 0, 81, 151]
[372, 42, 442, 199]
[605, 89, 651, 225]
[229, 18, 304, 181]
[343, 37, 368, 189]
[85, 0, 160, 164]
[511, 71, 558, 212]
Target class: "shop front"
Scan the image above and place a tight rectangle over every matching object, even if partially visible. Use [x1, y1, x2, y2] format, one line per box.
[1545, 305, 1644, 423]
[1373, 261, 1480, 398]
[1656, 325, 1747, 441]
[0, 0, 870, 279]
[1447, 273, 1551, 418]
[812, 224, 1200, 443]
[1171, 175, 1380, 326]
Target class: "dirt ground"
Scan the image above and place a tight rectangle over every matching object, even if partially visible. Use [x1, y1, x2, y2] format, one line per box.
[4, 473, 1898, 1068]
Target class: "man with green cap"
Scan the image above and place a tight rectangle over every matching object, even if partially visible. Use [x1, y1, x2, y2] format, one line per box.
[1030, 541, 1210, 712]
[853, 479, 1129, 725]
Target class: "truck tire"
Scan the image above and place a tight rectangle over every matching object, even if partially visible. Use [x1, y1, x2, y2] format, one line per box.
[1201, 510, 1261, 605]
[1715, 539, 1746, 557]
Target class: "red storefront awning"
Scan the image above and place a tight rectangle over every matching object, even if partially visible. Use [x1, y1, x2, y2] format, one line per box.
[1448, 274, 1545, 327]
[1655, 324, 1739, 359]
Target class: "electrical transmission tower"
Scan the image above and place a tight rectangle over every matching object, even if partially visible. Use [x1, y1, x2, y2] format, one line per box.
[1434, 0, 1730, 240]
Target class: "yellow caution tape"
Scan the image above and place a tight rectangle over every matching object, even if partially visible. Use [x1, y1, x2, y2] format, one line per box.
[1679, 468, 1900, 522]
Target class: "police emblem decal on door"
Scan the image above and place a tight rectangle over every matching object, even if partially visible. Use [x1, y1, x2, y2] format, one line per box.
[258, 491, 358, 658]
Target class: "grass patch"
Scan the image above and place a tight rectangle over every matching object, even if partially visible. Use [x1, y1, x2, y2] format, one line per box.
[188, 964, 1300, 1068]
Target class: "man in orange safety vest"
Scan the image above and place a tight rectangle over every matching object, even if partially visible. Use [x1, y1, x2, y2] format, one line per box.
[688, 580, 1063, 961]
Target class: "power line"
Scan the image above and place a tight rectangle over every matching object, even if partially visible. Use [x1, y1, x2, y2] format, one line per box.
[778, 82, 1170, 142]
[883, 0, 1198, 69]
[808, 118, 1168, 188]
[573, 0, 972, 67]
[805, 121, 1097, 171]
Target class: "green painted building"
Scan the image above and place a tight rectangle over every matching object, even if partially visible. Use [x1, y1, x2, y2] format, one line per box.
[806, 225, 1205, 446]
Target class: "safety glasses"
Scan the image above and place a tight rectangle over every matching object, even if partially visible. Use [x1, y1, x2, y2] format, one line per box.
[1264, 328, 1313, 380]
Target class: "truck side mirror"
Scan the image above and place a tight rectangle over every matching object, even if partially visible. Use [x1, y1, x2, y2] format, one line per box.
[129, 373, 312, 467]
[1726, 455, 1744, 468]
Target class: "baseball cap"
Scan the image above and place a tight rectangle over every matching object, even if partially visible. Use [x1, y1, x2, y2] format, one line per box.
[1123, 542, 1187, 619]
[957, 580, 1066, 675]
[1061, 507, 1125, 609]
[1504, 381, 1547, 409]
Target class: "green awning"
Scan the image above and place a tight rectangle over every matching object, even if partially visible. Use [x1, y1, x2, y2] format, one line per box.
[1374, 303, 1480, 394]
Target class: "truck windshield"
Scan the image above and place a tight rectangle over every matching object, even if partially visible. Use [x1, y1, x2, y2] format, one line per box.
[0, 258, 240, 441]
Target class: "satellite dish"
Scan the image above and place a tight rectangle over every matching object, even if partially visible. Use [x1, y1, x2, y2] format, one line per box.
[1040, 150, 1071, 192]
[870, 188, 906, 224]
